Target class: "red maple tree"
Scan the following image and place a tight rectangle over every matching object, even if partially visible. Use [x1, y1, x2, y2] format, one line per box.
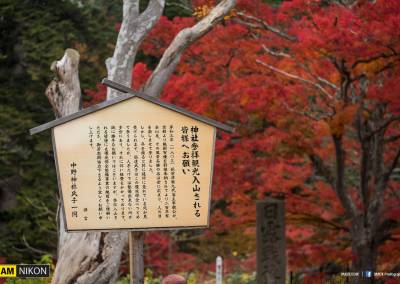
[86, 0, 400, 281]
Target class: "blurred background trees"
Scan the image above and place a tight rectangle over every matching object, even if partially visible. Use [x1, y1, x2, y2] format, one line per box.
[1, 0, 399, 283]
[0, 0, 118, 262]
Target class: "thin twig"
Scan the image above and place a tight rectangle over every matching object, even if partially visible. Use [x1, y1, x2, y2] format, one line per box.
[256, 59, 334, 100]
[367, 115, 400, 139]
[166, 1, 193, 13]
[316, 76, 339, 90]
[260, 44, 339, 91]
[237, 11, 297, 42]
[384, 148, 400, 182]
[22, 234, 48, 255]
[385, 134, 400, 143]
[261, 44, 291, 58]
[282, 101, 320, 121]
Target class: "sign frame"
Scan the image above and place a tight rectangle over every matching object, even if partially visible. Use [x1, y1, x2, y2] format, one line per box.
[30, 79, 234, 135]
[32, 79, 233, 232]
[52, 128, 217, 233]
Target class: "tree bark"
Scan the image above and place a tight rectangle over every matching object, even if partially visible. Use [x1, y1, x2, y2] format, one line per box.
[350, 218, 377, 284]
[105, 1, 165, 282]
[106, 0, 165, 99]
[129, 232, 144, 284]
[143, 0, 237, 96]
[47, 0, 236, 282]
[45, 49, 81, 118]
[46, 49, 128, 284]
[104, 0, 236, 282]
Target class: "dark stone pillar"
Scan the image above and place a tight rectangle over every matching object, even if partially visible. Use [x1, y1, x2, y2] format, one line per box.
[257, 198, 286, 284]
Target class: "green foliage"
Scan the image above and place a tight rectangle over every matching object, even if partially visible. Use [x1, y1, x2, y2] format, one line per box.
[164, 0, 193, 18]
[117, 270, 256, 284]
[0, 0, 117, 263]
[6, 278, 50, 284]
[263, 0, 284, 6]
[117, 269, 162, 284]
[0, 0, 199, 268]
[225, 271, 256, 284]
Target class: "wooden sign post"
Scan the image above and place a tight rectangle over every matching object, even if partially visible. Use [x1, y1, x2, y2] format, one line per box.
[256, 198, 286, 284]
[30, 79, 233, 283]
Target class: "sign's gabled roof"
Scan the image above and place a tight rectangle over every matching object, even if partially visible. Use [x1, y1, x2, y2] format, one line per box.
[29, 79, 234, 135]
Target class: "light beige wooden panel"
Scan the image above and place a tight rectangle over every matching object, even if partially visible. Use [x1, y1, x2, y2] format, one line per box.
[53, 97, 215, 231]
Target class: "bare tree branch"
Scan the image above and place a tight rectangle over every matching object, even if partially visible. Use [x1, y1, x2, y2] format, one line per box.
[46, 49, 81, 117]
[22, 234, 48, 255]
[107, 0, 165, 99]
[256, 59, 334, 100]
[141, 0, 166, 22]
[383, 148, 400, 184]
[367, 115, 400, 139]
[351, 51, 399, 69]
[166, 1, 193, 13]
[237, 11, 297, 42]
[282, 101, 321, 121]
[316, 76, 339, 90]
[294, 62, 339, 92]
[309, 154, 335, 189]
[24, 196, 56, 216]
[122, 0, 139, 19]
[388, 184, 400, 200]
[333, 136, 358, 220]
[385, 134, 400, 143]
[289, 212, 349, 232]
[261, 44, 291, 58]
[259, 44, 339, 91]
[143, 0, 236, 96]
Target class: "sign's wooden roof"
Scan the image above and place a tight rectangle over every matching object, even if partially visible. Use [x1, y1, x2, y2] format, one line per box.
[30, 79, 234, 135]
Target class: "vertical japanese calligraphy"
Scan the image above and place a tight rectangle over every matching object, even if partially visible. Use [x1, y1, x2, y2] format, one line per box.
[88, 124, 184, 222]
[119, 126, 125, 220]
[181, 126, 190, 175]
[256, 199, 286, 284]
[111, 126, 118, 220]
[181, 126, 202, 217]
[191, 126, 201, 218]
[96, 126, 103, 220]
[70, 162, 78, 218]
[169, 126, 177, 218]
[104, 126, 110, 219]
[53, 97, 216, 230]
[126, 126, 133, 220]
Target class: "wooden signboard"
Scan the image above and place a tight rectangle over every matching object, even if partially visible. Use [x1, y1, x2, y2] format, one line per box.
[30, 80, 233, 232]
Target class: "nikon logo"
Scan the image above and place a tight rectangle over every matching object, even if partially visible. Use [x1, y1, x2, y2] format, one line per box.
[0, 264, 50, 278]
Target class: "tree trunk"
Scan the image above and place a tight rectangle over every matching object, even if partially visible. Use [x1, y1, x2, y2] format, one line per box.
[129, 232, 144, 284]
[350, 217, 378, 284]
[46, 0, 235, 282]
[47, 49, 128, 284]
[353, 244, 377, 284]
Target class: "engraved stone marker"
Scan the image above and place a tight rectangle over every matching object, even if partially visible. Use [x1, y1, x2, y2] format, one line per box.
[256, 198, 286, 284]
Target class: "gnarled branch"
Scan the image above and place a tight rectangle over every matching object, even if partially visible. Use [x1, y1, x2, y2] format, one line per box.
[45, 49, 81, 118]
[143, 0, 236, 96]
[106, 0, 165, 99]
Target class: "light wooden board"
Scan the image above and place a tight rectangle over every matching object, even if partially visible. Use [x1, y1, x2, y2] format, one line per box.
[53, 97, 215, 231]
